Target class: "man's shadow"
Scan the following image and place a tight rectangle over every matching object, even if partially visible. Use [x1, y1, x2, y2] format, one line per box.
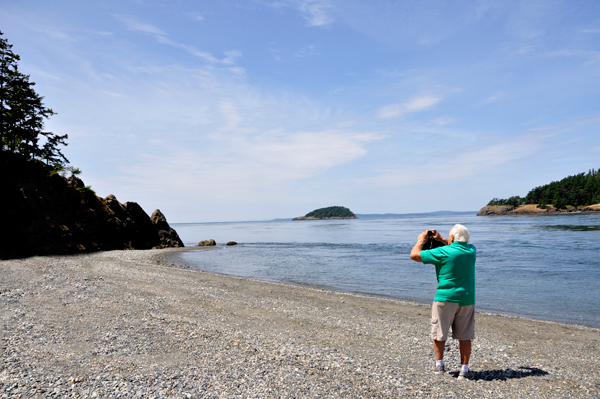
[452, 366, 548, 381]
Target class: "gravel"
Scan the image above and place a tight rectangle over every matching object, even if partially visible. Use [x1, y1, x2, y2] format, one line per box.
[1, 248, 599, 398]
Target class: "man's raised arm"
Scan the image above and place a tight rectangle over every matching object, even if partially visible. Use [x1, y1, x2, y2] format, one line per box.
[410, 229, 450, 263]
[410, 230, 429, 262]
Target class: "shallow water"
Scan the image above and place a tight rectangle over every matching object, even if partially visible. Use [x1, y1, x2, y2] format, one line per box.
[173, 213, 600, 327]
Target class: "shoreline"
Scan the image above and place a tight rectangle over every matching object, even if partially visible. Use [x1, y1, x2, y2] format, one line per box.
[167, 248, 600, 330]
[477, 204, 600, 216]
[1, 248, 599, 397]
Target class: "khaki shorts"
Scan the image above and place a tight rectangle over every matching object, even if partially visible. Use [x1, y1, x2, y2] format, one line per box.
[431, 301, 475, 341]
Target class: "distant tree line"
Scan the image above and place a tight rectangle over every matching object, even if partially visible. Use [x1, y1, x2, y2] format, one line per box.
[305, 206, 356, 218]
[488, 169, 600, 209]
[1, 31, 68, 167]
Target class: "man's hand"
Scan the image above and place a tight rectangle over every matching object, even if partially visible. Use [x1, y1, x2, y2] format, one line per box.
[428, 229, 449, 245]
[410, 229, 451, 262]
[410, 230, 429, 262]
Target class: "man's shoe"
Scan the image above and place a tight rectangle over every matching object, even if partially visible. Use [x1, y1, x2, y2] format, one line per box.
[433, 364, 446, 374]
[457, 370, 473, 380]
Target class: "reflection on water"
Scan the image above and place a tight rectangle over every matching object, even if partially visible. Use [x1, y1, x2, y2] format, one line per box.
[174, 213, 600, 327]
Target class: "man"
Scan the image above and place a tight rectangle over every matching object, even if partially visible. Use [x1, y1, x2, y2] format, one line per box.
[409, 224, 476, 380]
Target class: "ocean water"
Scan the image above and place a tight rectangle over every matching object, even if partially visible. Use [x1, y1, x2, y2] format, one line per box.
[172, 213, 600, 327]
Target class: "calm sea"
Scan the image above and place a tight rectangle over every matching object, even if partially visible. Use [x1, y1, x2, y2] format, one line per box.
[172, 213, 600, 328]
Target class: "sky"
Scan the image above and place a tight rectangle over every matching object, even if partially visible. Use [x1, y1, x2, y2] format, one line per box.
[2, 0, 600, 222]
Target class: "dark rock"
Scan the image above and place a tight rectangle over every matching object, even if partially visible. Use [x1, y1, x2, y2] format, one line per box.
[65, 175, 85, 189]
[226, 241, 238, 246]
[151, 209, 184, 249]
[122, 201, 160, 249]
[151, 209, 169, 229]
[0, 152, 184, 259]
[198, 239, 216, 246]
[476, 205, 516, 216]
[477, 204, 600, 216]
[105, 194, 125, 214]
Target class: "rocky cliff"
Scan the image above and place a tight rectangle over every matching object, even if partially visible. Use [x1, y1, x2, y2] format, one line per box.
[1, 152, 183, 259]
[477, 204, 600, 216]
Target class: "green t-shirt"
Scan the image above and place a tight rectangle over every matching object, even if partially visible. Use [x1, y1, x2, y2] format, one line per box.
[420, 242, 476, 306]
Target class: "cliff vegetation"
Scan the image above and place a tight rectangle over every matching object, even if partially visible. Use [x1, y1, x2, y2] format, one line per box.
[487, 169, 600, 210]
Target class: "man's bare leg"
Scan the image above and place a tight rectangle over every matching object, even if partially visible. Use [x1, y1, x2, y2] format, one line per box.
[459, 340, 471, 365]
[433, 340, 445, 360]
[432, 339, 447, 373]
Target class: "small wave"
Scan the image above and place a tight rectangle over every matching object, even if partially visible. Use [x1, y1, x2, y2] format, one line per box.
[539, 225, 600, 232]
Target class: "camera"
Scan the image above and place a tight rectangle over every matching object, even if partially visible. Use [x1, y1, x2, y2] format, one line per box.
[424, 230, 444, 249]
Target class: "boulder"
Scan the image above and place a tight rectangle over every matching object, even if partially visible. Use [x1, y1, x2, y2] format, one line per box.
[226, 241, 238, 246]
[151, 209, 169, 229]
[198, 239, 216, 246]
[151, 209, 184, 249]
[582, 204, 600, 212]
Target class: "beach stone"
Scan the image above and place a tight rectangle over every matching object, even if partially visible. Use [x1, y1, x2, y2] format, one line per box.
[226, 241, 238, 246]
[198, 239, 216, 246]
[0, 249, 598, 398]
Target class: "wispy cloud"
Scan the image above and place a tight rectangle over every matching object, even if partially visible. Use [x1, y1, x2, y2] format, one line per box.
[430, 117, 458, 126]
[28, 25, 79, 42]
[297, 0, 334, 27]
[271, 0, 334, 27]
[170, 101, 382, 183]
[114, 14, 241, 65]
[51, 50, 381, 209]
[356, 138, 538, 188]
[542, 49, 600, 68]
[119, 120, 383, 201]
[115, 14, 166, 35]
[483, 91, 507, 104]
[269, 47, 285, 62]
[377, 95, 442, 119]
[295, 44, 316, 57]
[189, 12, 205, 22]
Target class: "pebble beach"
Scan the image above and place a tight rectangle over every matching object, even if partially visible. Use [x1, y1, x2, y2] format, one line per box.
[1, 248, 599, 398]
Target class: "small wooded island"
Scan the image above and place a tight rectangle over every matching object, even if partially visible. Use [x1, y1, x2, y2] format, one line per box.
[478, 169, 600, 216]
[293, 206, 358, 220]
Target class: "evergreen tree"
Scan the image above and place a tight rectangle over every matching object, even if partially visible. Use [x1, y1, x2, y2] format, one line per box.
[0, 31, 68, 166]
[305, 206, 356, 218]
[488, 169, 600, 208]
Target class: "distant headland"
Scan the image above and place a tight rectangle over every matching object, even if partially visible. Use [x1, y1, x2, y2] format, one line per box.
[478, 169, 600, 216]
[477, 204, 600, 216]
[293, 206, 358, 220]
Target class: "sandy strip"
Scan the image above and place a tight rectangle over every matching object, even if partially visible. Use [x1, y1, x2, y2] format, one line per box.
[1, 248, 599, 398]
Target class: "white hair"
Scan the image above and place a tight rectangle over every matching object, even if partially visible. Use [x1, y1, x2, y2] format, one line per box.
[450, 224, 470, 243]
